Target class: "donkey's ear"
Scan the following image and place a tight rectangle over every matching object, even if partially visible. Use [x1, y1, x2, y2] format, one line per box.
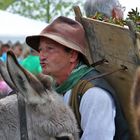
[7, 51, 48, 104]
[0, 59, 16, 91]
[37, 73, 53, 90]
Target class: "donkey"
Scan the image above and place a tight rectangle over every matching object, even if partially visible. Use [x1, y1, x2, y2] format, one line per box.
[131, 67, 140, 137]
[0, 50, 79, 140]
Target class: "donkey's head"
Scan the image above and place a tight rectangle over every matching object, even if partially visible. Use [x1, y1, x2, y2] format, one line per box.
[131, 67, 140, 136]
[1, 50, 54, 104]
[0, 50, 79, 140]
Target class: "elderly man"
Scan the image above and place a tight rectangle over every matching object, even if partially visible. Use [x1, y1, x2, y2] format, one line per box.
[84, 0, 125, 19]
[26, 16, 128, 140]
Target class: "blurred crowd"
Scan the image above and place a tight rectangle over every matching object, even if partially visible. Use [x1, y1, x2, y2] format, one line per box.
[0, 41, 42, 98]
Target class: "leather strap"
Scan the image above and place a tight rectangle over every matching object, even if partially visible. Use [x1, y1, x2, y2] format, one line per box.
[70, 80, 93, 136]
[17, 95, 29, 140]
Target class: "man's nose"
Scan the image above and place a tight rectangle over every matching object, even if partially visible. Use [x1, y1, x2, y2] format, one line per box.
[39, 51, 47, 61]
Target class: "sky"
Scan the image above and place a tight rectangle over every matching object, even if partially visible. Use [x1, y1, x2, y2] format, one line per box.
[119, 0, 140, 18]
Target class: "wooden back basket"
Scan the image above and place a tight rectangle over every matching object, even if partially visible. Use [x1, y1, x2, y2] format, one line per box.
[73, 6, 140, 140]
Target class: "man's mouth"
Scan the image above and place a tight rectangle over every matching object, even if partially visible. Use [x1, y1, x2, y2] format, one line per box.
[40, 62, 46, 68]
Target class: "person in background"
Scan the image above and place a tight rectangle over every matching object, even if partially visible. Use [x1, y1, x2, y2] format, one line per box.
[21, 46, 31, 59]
[0, 43, 12, 97]
[25, 16, 130, 140]
[84, 0, 125, 19]
[0, 43, 11, 62]
[0, 41, 2, 56]
[21, 48, 42, 75]
[0, 74, 12, 99]
[12, 42, 23, 63]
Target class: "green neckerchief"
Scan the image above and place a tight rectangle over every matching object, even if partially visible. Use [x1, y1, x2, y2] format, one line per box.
[55, 63, 94, 94]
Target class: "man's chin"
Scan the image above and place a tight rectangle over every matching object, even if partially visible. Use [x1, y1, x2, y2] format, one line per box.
[42, 69, 50, 75]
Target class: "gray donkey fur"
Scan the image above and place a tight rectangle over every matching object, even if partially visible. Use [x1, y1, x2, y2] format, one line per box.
[0, 51, 79, 140]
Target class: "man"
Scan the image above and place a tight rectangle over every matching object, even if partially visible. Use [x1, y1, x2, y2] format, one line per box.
[0, 74, 12, 98]
[0, 42, 23, 63]
[26, 16, 128, 140]
[12, 42, 23, 63]
[84, 0, 125, 19]
[0, 43, 11, 61]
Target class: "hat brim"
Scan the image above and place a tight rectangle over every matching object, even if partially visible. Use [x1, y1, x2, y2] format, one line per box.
[26, 34, 90, 65]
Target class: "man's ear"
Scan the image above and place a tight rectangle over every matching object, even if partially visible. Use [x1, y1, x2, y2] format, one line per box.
[112, 7, 124, 19]
[69, 50, 79, 63]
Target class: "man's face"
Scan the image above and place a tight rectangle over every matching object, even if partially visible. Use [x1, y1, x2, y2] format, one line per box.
[14, 46, 23, 57]
[39, 37, 72, 76]
[112, 6, 125, 19]
[1, 46, 10, 54]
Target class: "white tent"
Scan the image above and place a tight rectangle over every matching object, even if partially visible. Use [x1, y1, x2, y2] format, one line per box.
[0, 10, 47, 43]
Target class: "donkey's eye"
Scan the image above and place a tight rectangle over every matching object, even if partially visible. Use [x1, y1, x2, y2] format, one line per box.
[55, 136, 70, 140]
[17, 75, 25, 83]
[17, 75, 27, 91]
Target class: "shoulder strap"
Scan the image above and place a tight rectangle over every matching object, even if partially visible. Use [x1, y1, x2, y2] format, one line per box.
[69, 80, 94, 135]
[17, 94, 29, 140]
[70, 74, 130, 140]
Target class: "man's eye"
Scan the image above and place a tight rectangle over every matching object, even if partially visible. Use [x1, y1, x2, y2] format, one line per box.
[38, 46, 55, 52]
[38, 48, 42, 52]
[48, 46, 54, 50]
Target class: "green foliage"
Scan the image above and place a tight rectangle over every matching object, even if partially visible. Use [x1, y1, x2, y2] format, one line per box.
[90, 12, 126, 26]
[7, 0, 83, 22]
[0, 0, 15, 10]
[90, 8, 140, 32]
[127, 8, 140, 22]
[126, 8, 140, 32]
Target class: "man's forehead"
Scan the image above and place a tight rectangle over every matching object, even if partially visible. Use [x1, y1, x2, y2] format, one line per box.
[40, 37, 54, 42]
[40, 37, 62, 46]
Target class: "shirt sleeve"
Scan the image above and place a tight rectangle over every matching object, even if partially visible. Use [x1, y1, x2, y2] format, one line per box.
[79, 87, 116, 140]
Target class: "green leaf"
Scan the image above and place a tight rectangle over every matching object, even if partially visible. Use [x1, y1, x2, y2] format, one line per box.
[6, 0, 83, 22]
[0, 0, 15, 10]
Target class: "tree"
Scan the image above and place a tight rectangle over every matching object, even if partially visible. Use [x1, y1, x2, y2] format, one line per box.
[7, 0, 84, 22]
[0, 0, 16, 10]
